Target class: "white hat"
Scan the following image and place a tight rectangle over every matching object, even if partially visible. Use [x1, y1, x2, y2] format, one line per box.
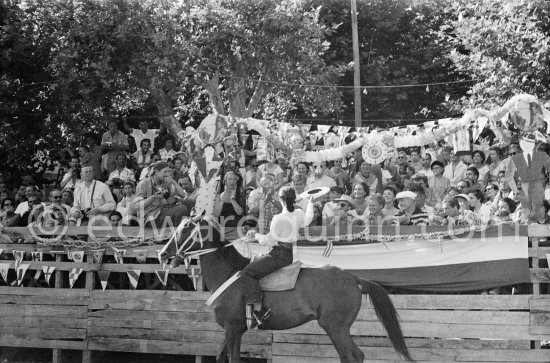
[333, 194, 356, 207]
[453, 194, 470, 202]
[396, 191, 417, 200]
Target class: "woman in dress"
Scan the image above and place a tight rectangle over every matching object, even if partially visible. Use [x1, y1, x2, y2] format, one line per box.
[488, 146, 506, 183]
[326, 159, 350, 189]
[468, 189, 492, 225]
[352, 182, 370, 216]
[381, 186, 399, 217]
[0, 197, 20, 227]
[243, 187, 314, 330]
[116, 181, 137, 225]
[471, 150, 490, 186]
[213, 171, 244, 228]
[353, 160, 383, 195]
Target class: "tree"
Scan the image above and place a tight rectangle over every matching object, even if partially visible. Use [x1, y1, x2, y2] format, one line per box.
[434, 0, 550, 111]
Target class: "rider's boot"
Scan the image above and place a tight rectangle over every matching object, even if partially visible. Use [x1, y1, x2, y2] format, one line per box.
[246, 304, 271, 330]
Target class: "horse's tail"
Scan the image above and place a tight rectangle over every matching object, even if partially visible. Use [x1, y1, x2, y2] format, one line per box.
[357, 278, 413, 362]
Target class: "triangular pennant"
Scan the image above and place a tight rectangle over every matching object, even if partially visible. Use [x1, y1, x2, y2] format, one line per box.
[546, 254, 550, 265]
[66, 247, 73, 261]
[0, 249, 3, 256]
[31, 252, 43, 262]
[97, 270, 111, 291]
[127, 270, 141, 289]
[155, 270, 169, 287]
[34, 269, 42, 280]
[134, 250, 147, 263]
[12, 250, 24, 270]
[92, 250, 105, 264]
[189, 268, 200, 290]
[0, 262, 10, 283]
[184, 256, 191, 269]
[114, 250, 126, 264]
[71, 251, 84, 263]
[69, 268, 83, 289]
[43, 266, 55, 286]
[17, 264, 30, 286]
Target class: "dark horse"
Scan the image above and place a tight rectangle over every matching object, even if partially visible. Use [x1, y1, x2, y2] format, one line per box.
[159, 215, 412, 363]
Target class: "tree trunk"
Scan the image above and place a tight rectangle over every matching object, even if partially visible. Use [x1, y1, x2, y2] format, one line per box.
[203, 74, 226, 116]
[150, 88, 185, 142]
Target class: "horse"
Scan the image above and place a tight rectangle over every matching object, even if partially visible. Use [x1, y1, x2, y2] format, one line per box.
[159, 215, 412, 363]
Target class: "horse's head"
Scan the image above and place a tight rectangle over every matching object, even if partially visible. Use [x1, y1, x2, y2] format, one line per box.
[158, 211, 222, 269]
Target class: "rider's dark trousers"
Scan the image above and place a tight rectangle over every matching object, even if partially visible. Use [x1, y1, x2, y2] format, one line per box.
[240, 244, 293, 305]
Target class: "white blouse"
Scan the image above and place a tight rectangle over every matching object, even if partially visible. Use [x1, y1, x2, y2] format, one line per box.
[255, 202, 314, 247]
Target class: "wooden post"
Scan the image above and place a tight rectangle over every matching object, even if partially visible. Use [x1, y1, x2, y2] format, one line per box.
[52, 253, 63, 363]
[82, 252, 95, 363]
[195, 259, 206, 363]
[532, 237, 540, 295]
[351, 0, 362, 128]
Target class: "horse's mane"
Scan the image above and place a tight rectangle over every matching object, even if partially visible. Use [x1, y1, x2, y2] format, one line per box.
[201, 218, 249, 270]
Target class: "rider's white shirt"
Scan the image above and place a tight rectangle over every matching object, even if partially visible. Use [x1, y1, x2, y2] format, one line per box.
[255, 201, 314, 246]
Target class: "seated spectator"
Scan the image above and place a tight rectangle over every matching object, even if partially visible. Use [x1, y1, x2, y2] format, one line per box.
[26, 202, 46, 227]
[409, 148, 423, 173]
[0, 189, 11, 202]
[395, 149, 416, 179]
[134, 161, 189, 228]
[0, 197, 20, 227]
[330, 195, 362, 226]
[408, 185, 434, 220]
[306, 161, 336, 189]
[14, 185, 39, 215]
[109, 211, 123, 226]
[79, 145, 103, 181]
[326, 159, 350, 189]
[322, 186, 344, 225]
[15, 189, 45, 225]
[394, 191, 429, 226]
[179, 174, 199, 212]
[139, 153, 161, 180]
[417, 153, 434, 178]
[107, 154, 136, 186]
[468, 189, 492, 225]
[430, 202, 446, 226]
[69, 165, 116, 226]
[465, 166, 483, 190]
[381, 186, 399, 217]
[132, 138, 154, 171]
[453, 193, 471, 211]
[172, 157, 186, 181]
[294, 162, 310, 180]
[59, 157, 81, 190]
[456, 179, 471, 196]
[61, 189, 74, 209]
[353, 160, 383, 194]
[443, 198, 481, 227]
[256, 157, 284, 191]
[116, 181, 137, 225]
[14, 185, 27, 205]
[491, 197, 517, 225]
[159, 137, 178, 163]
[446, 186, 459, 199]
[471, 150, 490, 186]
[411, 174, 437, 207]
[365, 193, 388, 226]
[46, 189, 71, 215]
[290, 173, 307, 195]
[244, 159, 259, 189]
[443, 149, 468, 187]
[351, 181, 369, 216]
[213, 171, 245, 228]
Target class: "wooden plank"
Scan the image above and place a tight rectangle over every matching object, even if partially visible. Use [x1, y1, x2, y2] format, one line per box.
[90, 289, 210, 300]
[6, 226, 163, 239]
[87, 309, 214, 322]
[530, 268, 550, 283]
[529, 296, 550, 312]
[88, 297, 212, 312]
[528, 223, 550, 237]
[530, 312, 550, 326]
[0, 260, 198, 274]
[0, 287, 89, 297]
[0, 316, 86, 329]
[88, 318, 221, 331]
[283, 320, 541, 340]
[0, 304, 87, 318]
[87, 326, 271, 345]
[528, 246, 550, 258]
[0, 337, 86, 350]
[272, 344, 550, 362]
[87, 337, 271, 359]
[272, 334, 531, 350]
[0, 326, 85, 340]
[364, 295, 530, 310]
[0, 294, 89, 306]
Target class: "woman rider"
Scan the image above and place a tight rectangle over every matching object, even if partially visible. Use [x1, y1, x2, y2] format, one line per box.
[244, 186, 314, 330]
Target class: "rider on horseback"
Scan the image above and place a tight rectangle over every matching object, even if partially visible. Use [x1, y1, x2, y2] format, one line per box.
[244, 186, 314, 330]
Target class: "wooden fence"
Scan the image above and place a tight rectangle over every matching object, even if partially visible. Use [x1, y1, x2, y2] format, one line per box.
[0, 225, 548, 362]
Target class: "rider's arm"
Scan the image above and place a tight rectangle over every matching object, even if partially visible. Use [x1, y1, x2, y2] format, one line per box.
[302, 198, 315, 227]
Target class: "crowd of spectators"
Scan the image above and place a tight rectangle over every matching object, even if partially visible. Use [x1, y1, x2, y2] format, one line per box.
[1, 118, 550, 232]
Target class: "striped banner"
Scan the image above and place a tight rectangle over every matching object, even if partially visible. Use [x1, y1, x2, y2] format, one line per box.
[43, 266, 55, 286]
[97, 271, 110, 291]
[234, 225, 530, 292]
[17, 264, 29, 286]
[156, 270, 169, 287]
[0, 262, 10, 283]
[69, 268, 83, 288]
[127, 270, 141, 289]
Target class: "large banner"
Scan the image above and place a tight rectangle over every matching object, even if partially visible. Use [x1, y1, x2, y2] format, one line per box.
[234, 225, 530, 292]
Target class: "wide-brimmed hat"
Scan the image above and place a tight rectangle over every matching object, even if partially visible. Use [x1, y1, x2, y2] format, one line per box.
[333, 194, 356, 207]
[430, 160, 445, 170]
[300, 187, 330, 201]
[396, 191, 417, 200]
[453, 194, 470, 202]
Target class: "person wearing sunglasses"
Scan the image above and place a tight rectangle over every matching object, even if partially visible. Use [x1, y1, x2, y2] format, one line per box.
[0, 197, 20, 227]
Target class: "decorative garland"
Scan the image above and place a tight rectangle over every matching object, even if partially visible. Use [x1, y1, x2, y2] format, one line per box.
[297, 225, 486, 244]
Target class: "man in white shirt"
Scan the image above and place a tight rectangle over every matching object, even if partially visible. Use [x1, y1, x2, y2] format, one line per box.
[122, 119, 162, 151]
[417, 153, 434, 178]
[14, 187, 44, 217]
[443, 151, 468, 187]
[107, 154, 136, 200]
[69, 165, 116, 225]
[306, 161, 336, 189]
[159, 138, 178, 162]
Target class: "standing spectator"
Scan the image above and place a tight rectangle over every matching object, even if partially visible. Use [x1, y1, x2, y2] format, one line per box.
[159, 137, 178, 162]
[353, 160, 383, 194]
[247, 175, 275, 220]
[107, 154, 136, 201]
[69, 165, 116, 226]
[488, 146, 506, 183]
[79, 145, 103, 181]
[0, 197, 20, 226]
[443, 150, 468, 187]
[60, 157, 81, 190]
[396, 150, 415, 179]
[428, 160, 451, 203]
[382, 186, 399, 217]
[409, 148, 423, 173]
[294, 162, 310, 179]
[394, 191, 429, 226]
[441, 146, 453, 165]
[132, 138, 154, 172]
[84, 135, 103, 162]
[122, 119, 162, 151]
[101, 120, 129, 173]
[213, 171, 245, 228]
[306, 161, 336, 189]
[0, 189, 10, 202]
[244, 158, 259, 189]
[417, 153, 434, 178]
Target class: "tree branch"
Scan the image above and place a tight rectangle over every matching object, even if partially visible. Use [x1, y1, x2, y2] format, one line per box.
[202, 73, 226, 116]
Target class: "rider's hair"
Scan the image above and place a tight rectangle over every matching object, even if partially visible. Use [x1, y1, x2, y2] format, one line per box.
[279, 186, 296, 212]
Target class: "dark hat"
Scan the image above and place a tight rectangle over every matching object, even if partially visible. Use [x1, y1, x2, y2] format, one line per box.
[430, 160, 445, 170]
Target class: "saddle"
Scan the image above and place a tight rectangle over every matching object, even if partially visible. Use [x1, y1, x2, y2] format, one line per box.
[259, 261, 302, 292]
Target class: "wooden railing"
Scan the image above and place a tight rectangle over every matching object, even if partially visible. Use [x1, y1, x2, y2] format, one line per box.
[0, 225, 548, 362]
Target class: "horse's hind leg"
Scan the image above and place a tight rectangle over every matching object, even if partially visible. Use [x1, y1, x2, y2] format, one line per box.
[216, 338, 227, 363]
[321, 326, 364, 363]
[225, 328, 244, 363]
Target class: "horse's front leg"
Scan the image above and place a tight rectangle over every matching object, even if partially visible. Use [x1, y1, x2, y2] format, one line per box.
[216, 338, 227, 363]
[225, 328, 244, 363]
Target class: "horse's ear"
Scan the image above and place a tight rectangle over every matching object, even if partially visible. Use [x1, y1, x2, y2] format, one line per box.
[192, 210, 205, 223]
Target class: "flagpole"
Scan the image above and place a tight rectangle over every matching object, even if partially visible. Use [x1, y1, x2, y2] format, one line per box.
[351, 0, 362, 128]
